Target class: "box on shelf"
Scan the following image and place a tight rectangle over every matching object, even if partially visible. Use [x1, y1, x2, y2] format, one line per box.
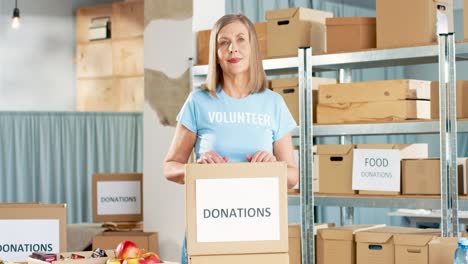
[429, 237, 458, 264]
[185, 162, 288, 256]
[28, 251, 114, 264]
[326, 17, 376, 53]
[266, 7, 332, 58]
[255, 22, 268, 59]
[394, 233, 438, 264]
[313, 145, 356, 194]
[316, 225, 384, 264]
[431, 81, 468, 119]
[270, 77, 336, 124]
[92, 173, 143, 223]
[289, 223, 335, 264]
[356, 144, 428, 195]
[318, 80, 431, 104]
[402, 159, 464, 195]
[189, 253, 289, 264]
[92, 231, 158, 253]
[317, 100, 431, 124]
[355, 227, 439, 264]
[376, 0, 453, 49]
[0, 203, 67, 262]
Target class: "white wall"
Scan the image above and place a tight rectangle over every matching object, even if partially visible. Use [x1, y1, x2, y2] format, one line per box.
[0, 0, 116, 111]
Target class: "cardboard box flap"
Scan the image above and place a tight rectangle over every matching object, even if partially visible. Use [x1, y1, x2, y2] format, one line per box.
[266, 7, 299, 20]
[357, 144, 422, 150]
[326, 17, 376, 26]
[434, 0, 452, 6]
[394, 233, 438, 246]
[289, 223, 335, 238]
[355, 226, 432, 243]
[315, 144, 354, 155]
[355, 231, 393, 244]
[271, 78, 298, 89]
[318, 224, 383, 241]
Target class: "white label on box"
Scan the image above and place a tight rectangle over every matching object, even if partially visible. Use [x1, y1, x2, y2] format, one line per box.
[0, 219, 59, 261]
[352, 149, 401, 191]
[196, 177, 280, 242]
[97, 181, 141, 215]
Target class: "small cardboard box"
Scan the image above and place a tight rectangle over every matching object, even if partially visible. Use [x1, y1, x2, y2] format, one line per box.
[428, 237, 458, 264]
[313, 145, 356, 194]
[289, 223, 335, 264]
[431, 81, 468, 119]
[394, 233, 438, 264]
[402, 159, 464, 195]
[189, 253, 289, 264]
[318, 80, 431, 104]
[266, 7, 332, 58]
[28, 251, 114, 264]
[317, 225, 384, 264]
[186, 162, 288, 256]
[92, 231, 158, 253]
[92, 173, 143, 223]
[255, 22, 268, 59]
[376, 0, 453, 49]
[356, 227, 439, 264]
[271, 77, 337, 124]
[0, 203, 67, 261]
[196, 29, 210, 65]
[326, 17, 376, 53]
[356, 144, 428, 195]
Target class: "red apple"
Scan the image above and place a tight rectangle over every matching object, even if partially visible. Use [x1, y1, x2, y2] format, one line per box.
[142, 253, 161, 264]
[116, 240, 140, 259]
[122, 258, 146, 264]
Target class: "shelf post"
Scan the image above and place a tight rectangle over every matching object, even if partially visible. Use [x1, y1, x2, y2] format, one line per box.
[438, 33, 459, 237]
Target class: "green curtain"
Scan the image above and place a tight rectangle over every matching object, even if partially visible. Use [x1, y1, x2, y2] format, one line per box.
[0, 112, 143, 223]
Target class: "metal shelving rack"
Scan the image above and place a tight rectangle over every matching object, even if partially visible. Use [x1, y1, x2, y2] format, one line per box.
[191, 40, 467, 264]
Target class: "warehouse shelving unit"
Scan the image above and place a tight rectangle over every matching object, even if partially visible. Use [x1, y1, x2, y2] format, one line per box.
[191, 40, 467, 264]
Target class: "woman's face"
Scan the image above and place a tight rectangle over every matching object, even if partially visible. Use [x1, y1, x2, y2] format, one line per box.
[216, 20, 251, 77]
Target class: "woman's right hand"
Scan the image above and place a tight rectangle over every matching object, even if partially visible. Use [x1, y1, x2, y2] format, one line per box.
[197, 151, 228, 164]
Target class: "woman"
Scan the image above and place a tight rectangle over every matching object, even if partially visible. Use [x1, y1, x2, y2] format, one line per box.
[163, 14, 299, 263]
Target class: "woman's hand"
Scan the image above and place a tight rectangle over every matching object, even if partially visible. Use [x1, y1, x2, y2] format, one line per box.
[246, 151, 277, 162]
[197, 151, 229, 164]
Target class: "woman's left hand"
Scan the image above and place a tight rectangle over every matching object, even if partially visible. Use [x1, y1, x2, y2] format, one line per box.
[246, 151, 277, 162]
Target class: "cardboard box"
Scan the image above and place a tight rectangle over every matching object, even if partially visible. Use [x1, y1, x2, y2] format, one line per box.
[458, 158, 468, 195]
[289, 223, 336, 264]
[318, 80, 431, 104]
[266, 7, 332, 58]
[316, 225, 384, 264]
[326, 17, 376, 53]
[189, 253, 289, 264]
[0, 203, 67, 261]
[92, 231, 158, 253]
[402, 159, 464, 195]
[356, 144, 428, 195]
[186, 162, 288, 255]
[317, 100, 431, 124]
[429, 237, 458, 264]
[394, 233, 437, 264]
[431, 81, 468, 119]
[28, 251, 114, 264]
[271, 77, 337, 124]
[313, 145, 356, 194]
[356, 227, 439, 264]
[255, 22, 267, 59]
[376, 0, 453, 49]
[92, 173, 143, 223]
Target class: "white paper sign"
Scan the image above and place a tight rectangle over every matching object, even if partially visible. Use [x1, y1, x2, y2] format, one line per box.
[97, 181, 141, 215]
[0, 219, 59, 261]
[352, 149, 401, 191]
[196, 177, 280, 243]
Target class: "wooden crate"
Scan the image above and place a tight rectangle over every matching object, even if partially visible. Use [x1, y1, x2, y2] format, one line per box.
[76, 4, 112, 44]
[76, 42, 113, 78]
[112, 0, 144, 39]
[112, 38, 144, 77]
[117, 77, 144, 111]
[76, 79, 118, 111]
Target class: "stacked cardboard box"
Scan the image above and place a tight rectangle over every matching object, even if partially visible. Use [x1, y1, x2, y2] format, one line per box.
[186, 162, 289, 263]
[92, 232, 158, 253]
[326, 17, 376, 53]
[317, 80, 431, 124]
[270, 77, 336, 124]
[431, 81, 468, 119]
[289, 223, 336, 264]
[266, 7, 332, 57]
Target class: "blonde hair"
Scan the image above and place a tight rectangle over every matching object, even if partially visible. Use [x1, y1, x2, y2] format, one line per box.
[202, 14, 267, 96]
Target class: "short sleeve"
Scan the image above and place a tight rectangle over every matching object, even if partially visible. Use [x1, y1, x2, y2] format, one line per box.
[273, 95, 297, 142]
[176, 92, 198, 133]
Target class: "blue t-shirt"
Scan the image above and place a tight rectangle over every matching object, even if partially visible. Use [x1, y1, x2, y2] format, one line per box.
[176, 87, 297, 162]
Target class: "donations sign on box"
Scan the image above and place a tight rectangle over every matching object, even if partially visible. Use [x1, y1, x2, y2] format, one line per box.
[186, 162, 289, 256]
[352, 149, 401, 192]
